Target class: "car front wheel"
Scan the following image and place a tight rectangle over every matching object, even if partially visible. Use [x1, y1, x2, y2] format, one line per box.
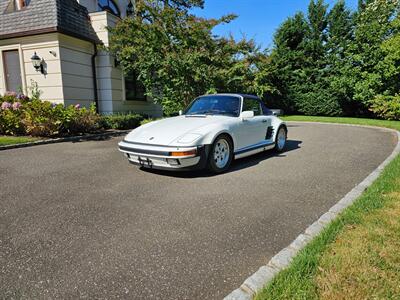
[274, 126, 287, 152]
[207, 134, 233, 173]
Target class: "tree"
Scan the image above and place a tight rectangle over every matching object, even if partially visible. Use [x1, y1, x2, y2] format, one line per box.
[369, 15, 400, 120]
[265, 0, 400, 117]
[325, 0, 357, 115]
[294, 0, 340, 116]
[267, 12, 309, 112]
[108, 1, 265, 115]
[161, 0, 204, 9]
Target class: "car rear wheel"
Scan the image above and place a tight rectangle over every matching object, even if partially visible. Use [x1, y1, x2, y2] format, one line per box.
[207, 134, 233, 173]
[274, 126, 287, 152]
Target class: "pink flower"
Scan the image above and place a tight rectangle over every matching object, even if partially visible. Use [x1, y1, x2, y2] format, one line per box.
[17, 94, 29, 101]
[1, 102, 12, 110]
[12, 102, 22, 110]
[74, 104, 81, 109]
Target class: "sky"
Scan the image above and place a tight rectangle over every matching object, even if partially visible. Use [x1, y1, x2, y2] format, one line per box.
[193, 0, 359, 50]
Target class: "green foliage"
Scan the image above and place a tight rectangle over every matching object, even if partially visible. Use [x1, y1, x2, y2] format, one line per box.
[99, 113, 144, 130]
[348, 0, 399, 106]
[107, 0, 399, 119]
[266, 12, 310, 112]
[369, 94, 400, 120]
[28, 79, 42, 101]
[0, 108, 25, 135]
[267, 0, 400, 118]
[108, 1, 266, 115]
[0, 93, 101, 137]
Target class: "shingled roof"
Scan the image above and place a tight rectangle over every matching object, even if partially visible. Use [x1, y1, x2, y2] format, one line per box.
[0, 0, 100, 43]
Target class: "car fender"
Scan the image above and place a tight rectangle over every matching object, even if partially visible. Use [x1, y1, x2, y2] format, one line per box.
[270, 116, 287, 142]
[192, 123, 237, 149]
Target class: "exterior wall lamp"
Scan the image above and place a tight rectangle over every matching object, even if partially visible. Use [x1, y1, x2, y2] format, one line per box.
[31, 52, 44, 74]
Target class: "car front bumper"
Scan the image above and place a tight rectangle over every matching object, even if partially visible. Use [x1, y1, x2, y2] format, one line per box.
[118, 140, 210, 171]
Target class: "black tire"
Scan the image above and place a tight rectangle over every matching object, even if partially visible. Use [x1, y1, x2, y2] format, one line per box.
[274, 126, 287, 152]
[207, 134, 233, 173]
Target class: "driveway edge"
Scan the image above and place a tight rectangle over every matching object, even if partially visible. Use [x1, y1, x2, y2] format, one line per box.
[0, 130, 130, 151]
[224, 122, 400, 300]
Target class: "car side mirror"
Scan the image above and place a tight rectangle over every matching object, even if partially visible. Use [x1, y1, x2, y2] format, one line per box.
[179, 110, 183, 116]
[241, 110, 254, 120]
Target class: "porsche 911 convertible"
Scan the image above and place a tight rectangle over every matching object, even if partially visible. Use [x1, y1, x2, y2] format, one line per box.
[118, 93, 287, 173]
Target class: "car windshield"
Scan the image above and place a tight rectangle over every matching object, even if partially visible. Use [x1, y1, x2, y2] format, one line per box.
[185, 96, 241, 117]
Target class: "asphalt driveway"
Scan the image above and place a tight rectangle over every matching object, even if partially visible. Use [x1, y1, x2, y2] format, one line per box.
[0, 122, 397, 299]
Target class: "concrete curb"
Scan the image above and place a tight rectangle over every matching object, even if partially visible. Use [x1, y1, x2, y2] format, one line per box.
[224, 122, 400, 300]
[0, 130, 130, 151]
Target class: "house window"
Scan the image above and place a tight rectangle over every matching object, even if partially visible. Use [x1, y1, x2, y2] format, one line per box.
[125, 71, 146, 101]
[98, 0, 120, 17]
[4, 0, 30, 13]
[2, 50, 22, 93]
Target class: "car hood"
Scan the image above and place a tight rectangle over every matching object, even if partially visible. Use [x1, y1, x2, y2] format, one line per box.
[125, 115, 229, 146]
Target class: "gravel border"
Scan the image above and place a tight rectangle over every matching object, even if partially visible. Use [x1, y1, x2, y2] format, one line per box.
[0, 130, 130, 151]
[224, 122, 400, 300]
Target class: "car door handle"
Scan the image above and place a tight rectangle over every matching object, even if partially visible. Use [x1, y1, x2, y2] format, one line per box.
[262, 119, 268, 123]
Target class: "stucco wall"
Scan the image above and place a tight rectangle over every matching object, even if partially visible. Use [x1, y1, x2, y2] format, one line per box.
[0, 7, 162, 117]
[58, 34, 96, 108]
[0, 33, 64, 103]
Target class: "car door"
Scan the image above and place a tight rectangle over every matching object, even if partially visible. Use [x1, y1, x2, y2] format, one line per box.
[235, 97, 270, 150]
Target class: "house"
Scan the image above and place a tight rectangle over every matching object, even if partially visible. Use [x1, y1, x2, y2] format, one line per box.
[0, 0, 162, 116]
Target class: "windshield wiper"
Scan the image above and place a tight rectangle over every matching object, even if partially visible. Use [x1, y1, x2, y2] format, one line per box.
[186, 109, 234, 116]
[204, 109, 232, 115]
[186, 110, 208, 115]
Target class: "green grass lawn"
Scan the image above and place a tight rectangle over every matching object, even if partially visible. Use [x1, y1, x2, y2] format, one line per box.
[0, 136, 39, 146]
[281, 115, 400, 131]
[256, 116, 400, 300]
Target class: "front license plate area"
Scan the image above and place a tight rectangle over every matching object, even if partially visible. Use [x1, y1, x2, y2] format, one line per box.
[138, 156, 153, 167]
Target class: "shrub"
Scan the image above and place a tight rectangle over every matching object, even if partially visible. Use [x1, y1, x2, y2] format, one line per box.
[99, 114, 144, 130]
[369, 94, 400, 120]
[22, 101, 101, 136]
[0, 93, 101, 137]
[67, 104, 101, 134]
[294, 85, 344, 116]
[0, 93, 28, 135]
[0, 105, 25, 135]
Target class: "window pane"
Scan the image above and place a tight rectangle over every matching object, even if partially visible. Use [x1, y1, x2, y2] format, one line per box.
[3, 50, 22, 92]
[243, 98, 261, 116]
[125, 71, 146, 101]
[98, 0, 120, 16]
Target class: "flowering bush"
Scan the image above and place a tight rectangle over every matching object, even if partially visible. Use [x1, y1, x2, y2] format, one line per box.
[0, 93, 101, 137]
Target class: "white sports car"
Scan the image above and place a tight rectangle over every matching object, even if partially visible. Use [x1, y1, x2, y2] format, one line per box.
[118, 94, 287, 173]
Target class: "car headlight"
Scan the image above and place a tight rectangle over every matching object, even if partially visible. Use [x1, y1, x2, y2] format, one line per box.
[177, 133, 202, 144]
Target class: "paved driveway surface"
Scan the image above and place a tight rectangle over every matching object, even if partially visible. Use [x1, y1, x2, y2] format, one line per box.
[0, 122, 397, 299]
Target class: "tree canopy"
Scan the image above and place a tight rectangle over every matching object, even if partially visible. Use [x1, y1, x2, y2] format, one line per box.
[108, 0, 263, 115]
[108, 0, 400, 119]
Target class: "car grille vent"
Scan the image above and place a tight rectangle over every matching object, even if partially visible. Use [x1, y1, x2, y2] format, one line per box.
[266, 126, 274, 140]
